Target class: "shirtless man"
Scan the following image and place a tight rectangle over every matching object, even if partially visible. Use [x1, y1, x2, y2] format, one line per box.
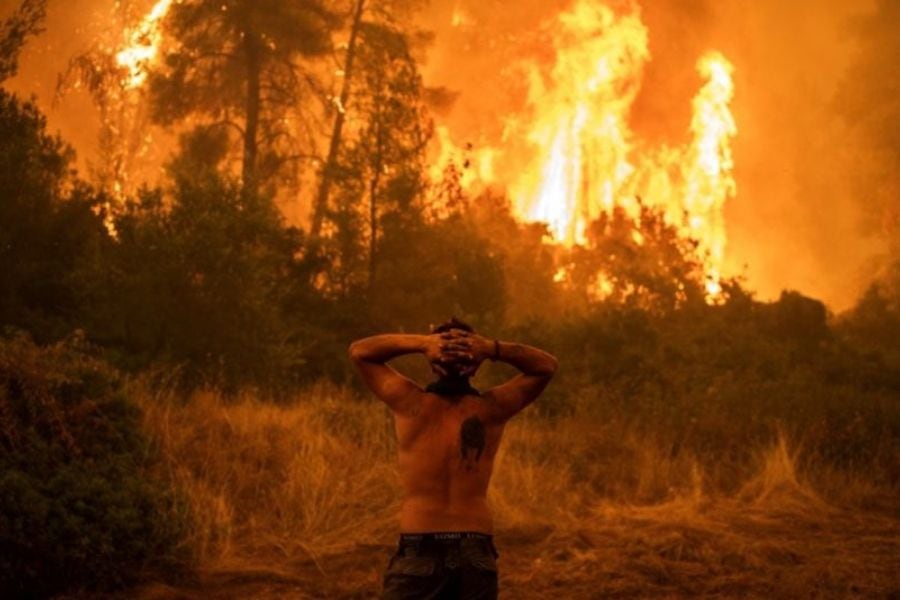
[349, 317, 558, 599]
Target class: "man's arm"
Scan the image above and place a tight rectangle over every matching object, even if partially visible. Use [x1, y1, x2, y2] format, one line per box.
[348, 333, 450, 414]
[448, 332, 558, 421]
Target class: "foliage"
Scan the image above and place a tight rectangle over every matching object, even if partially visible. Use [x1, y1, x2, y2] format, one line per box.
[463, 190, 561, 325]
[834, 259, 900, 386]
[511, 287, 899, 488]
[83, 133, 307, 393]
[370, 208, 506, 332]
[149, 0, 339, 192]
[0, 0, 45, 83]
[322, 17, 432, 295]
[0, 333, 187, 598]
[572, 202, 708, 311]
[0, 89, 109, 343]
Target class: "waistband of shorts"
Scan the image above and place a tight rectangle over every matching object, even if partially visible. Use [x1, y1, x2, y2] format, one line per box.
[399, 531, 492, 543]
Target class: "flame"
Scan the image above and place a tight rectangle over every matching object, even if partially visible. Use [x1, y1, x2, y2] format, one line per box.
[432, 0, 738, 301]
[430, 125, 496, 189]
[116, 0, 174, 89]
[684, 51, 736, 297]
[114, 0, 737, 302]
[512, 1, 649, 245]
[451, 4, 473, 28]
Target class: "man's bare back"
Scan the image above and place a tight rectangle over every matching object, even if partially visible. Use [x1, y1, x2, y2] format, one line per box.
[394, 389, 504, 533]
[349, 318, 558, 533]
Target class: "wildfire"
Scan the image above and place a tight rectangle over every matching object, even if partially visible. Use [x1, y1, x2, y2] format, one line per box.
[115, 0, 174, 89]
[430, 126, 496, 190]
[113, 0, 738, 300]
[512, 1, 649, 245]
[683, 51, 736, 297]
[433, 0, 738, 300]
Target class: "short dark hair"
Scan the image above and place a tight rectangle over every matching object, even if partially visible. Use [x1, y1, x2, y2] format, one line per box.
[431, 317, 475, 334]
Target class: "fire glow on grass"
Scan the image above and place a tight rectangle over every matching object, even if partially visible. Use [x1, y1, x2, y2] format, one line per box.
[435, 0, 737, 299]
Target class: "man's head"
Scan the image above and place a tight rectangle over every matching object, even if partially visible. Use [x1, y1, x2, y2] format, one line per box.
[430, 317, 477, 379]
[432, 317, 475, 336]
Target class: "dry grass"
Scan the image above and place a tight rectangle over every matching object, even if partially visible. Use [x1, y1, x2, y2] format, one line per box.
[130, 384, 900, 599]
[140, 383, 400, 565]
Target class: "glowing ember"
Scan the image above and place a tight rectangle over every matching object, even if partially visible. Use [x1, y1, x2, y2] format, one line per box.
[115, 0, 174, 89]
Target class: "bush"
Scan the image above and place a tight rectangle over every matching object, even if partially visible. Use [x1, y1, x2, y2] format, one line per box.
[85, 172, 306, 394]
[0, 333, 187, 598]
[0, 89, 109, 344]
[500, 289, 900, 491]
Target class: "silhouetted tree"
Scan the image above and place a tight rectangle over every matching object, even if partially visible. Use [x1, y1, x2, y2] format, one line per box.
[149, 0, 338, 195]
[564, 203, 707, 313]
[311, 0, 366, 237]
[0, 90, 108, 341]
[323, 18, 431, 292]
[0, 0, 45, 83]
[82, 129, 307, 391]
[310, 0, 427, 234]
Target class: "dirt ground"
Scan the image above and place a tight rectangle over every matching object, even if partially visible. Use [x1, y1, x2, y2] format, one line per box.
[90, 492, 899, 600]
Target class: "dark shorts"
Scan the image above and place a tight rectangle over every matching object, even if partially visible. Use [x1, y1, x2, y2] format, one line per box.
[382, 532, 499, 600]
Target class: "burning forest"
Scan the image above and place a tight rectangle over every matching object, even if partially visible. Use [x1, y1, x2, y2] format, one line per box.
[1, 0, 898, 598]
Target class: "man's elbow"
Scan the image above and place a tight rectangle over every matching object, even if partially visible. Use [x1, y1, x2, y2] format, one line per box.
[540, 354, 559, 377]
[348, 341, 364, 363]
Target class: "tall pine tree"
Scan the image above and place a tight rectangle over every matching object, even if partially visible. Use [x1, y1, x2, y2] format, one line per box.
[149, 0, 338, 195]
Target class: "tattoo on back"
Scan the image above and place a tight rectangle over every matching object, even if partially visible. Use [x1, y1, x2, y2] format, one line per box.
[460, 415, 486, 472]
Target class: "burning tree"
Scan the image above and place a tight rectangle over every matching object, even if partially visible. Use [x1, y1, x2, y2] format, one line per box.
[311, 0, 429, 237]
[431, 0, 738, 302]
[54, 1, 174, 203]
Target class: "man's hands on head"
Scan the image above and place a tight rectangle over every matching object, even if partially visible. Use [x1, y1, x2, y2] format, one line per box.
[349, 329, 557, 421]
[424, 330, 475, 377]
[435, 329, 495, 377]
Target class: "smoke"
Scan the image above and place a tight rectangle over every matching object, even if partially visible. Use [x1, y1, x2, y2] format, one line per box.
[707, 0, 885, 310]
[832, 0, 900, 279]
[3, 0, 895, 310]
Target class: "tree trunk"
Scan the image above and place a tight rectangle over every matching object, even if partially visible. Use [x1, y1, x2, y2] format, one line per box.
[242, 29, 261, 196]
[311, 0, 365, 236]
[367, 123, 385, 290]
[368, 168, 381, 289]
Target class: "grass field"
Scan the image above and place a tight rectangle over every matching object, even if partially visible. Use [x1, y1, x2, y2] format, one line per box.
[111, 384, 899, 599]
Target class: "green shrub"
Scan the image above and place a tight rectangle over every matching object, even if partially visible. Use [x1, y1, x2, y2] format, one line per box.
[0, 332, 187, 598]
